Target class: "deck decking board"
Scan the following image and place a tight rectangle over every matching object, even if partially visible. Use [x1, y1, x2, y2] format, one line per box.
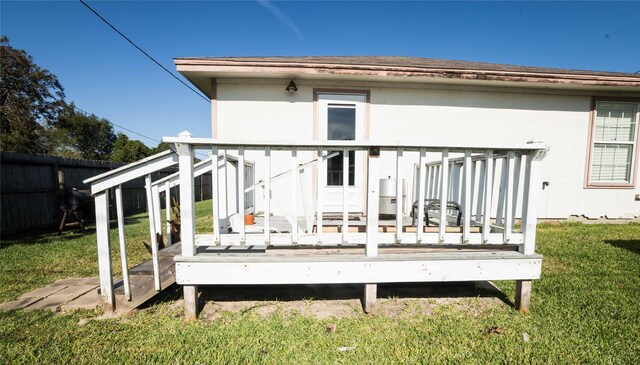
[111, 243, 180, 313]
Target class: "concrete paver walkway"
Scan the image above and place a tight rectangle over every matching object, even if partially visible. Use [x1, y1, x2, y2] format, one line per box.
[0, 277, 99, 312]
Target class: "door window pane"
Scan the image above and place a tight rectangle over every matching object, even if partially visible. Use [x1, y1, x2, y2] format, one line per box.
[327, 106, 355, 186]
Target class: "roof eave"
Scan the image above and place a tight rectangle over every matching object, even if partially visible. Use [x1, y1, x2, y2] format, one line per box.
[175, 58, 640, 98]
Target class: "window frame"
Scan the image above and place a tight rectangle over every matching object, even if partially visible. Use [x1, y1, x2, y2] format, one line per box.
[584, 97, 640, 189]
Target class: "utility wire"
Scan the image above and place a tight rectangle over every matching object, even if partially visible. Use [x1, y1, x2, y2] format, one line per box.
[73, 105, 161, 143]
[79, 0, 210, 103]
[73, 105, 211, 159]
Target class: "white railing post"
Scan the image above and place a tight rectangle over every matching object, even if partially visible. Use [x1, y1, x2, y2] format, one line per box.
[164, 182, 172, 246]
[395, 148, 403, 243]
[342, 148, 349, 243]
[434, 165, 440, 198]
[211, 147, 220, 244]
[364, 147, 380, 314]
[470, 159, 477, 221]
[521, 149, 545, 254]
[504, 151, 515, 243]
[115, 185, 131, 301]
[475, 160, 486, 222]
[439, 150, 449, 242]
[416, 149, 426, 242]
[511, 155, 522, 231]
[427, 165, 435, 199]
[516, 146, 545, 313]
[450, 161, 460, 203]
[316, 149, 324, 244]
[145, 174, 161, 291]
[238, 147, 246, 243]
[291, 149, 298, 244]
[463, 151, 472, 243]
[366, 147, 380, 257]
[219, 151, 229, 234]
[176, 140, 196, 257]
[175, 133, 197, 320]
[264, 148, 271, 244]
[496, 158, 508, 227]
[95, 191, 114, 312]
[152, 184, 162, 239]
[482, 151, 494, 243]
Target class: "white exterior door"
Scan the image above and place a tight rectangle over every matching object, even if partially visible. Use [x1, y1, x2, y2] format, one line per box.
[318, 93, 366, 213]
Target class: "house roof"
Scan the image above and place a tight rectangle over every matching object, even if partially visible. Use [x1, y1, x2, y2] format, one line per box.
[174, 56, 640, 98]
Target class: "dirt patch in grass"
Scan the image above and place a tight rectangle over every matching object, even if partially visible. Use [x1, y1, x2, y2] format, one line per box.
[196, 281, 507, 320]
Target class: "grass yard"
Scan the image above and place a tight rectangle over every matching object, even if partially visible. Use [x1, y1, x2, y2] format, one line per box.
[1, 200, 639, 364]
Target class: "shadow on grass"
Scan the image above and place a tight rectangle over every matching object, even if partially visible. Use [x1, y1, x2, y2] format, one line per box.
[606, 239, 640, 254]
[140, 281, 515, 313]
[0, 216, 147, 249]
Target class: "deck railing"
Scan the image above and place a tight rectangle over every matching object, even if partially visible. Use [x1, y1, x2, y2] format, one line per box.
[162, 134, 547, 260]
[86, 132, 547, 313]
[420, 149, 543, 249]
[83, 143, 254, 312]
[84, 150, 178, 311]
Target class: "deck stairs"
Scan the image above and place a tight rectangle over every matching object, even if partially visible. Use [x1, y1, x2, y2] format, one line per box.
[111, 243, 181, 313]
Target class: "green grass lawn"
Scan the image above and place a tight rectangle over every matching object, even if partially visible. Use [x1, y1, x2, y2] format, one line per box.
[1, 201, 639, 364]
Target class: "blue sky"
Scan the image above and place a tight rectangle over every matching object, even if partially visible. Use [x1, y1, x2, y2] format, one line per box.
[2, 1, 639, 146]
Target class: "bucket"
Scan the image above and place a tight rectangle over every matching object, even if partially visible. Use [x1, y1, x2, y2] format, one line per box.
[244, 214, 255, 225]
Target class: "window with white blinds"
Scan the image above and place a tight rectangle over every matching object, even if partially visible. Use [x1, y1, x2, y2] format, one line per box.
[589, 101, 638, 184]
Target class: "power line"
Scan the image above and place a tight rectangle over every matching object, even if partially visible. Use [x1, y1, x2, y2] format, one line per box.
[73, 105, 161, 143]
[73, 105, 210, 159]
[79, 0, 210, 103]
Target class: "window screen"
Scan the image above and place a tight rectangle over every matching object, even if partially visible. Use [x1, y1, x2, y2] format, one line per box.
[590, 102, 638, 183]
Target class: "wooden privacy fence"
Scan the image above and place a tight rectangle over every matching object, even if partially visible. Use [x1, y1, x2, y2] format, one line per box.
[0, 152, 212, 236]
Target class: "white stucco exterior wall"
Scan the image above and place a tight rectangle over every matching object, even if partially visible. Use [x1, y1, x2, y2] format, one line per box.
[214, 79, 639, 219]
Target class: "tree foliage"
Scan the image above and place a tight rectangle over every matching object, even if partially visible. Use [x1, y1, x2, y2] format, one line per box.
[0, 36, 67, 153]
[110, 133, 152, 163]
[151, 141, 172, 154]
[0, 37, 154, 161]
[56, 106, 117, 160]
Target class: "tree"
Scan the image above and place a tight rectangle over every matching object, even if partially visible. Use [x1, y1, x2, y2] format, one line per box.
[110, 133, 152, 163]
[0, 36, 66, 154]
[56, 106, 116, 160]
[152, 141, 172, 154]
[40, 125, 83, 159]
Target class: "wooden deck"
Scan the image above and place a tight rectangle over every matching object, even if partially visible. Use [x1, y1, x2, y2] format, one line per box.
[112, 243, 181, 313]
[175, 247, 542, 286]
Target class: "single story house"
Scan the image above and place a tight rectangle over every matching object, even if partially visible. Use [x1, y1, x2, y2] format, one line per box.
[176, 56, 640, 220]
[85, 56, 639, 318]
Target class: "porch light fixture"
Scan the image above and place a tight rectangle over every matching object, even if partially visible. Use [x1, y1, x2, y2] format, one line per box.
[286, 80, 298, 93]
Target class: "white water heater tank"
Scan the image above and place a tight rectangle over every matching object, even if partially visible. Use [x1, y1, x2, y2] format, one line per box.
[379, 178, 406, 217]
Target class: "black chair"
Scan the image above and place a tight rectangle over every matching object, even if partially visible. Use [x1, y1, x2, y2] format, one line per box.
[410, 199, 462, 227]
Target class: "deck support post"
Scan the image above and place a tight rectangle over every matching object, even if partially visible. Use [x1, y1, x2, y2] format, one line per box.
[515, 280, 532, 313]
[364, 284, 377, 314]
[364, 147, 380, 313]
[95, 191, 115, 313]
[184, 285, 199, 321]
[175, 132, 198, 319]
